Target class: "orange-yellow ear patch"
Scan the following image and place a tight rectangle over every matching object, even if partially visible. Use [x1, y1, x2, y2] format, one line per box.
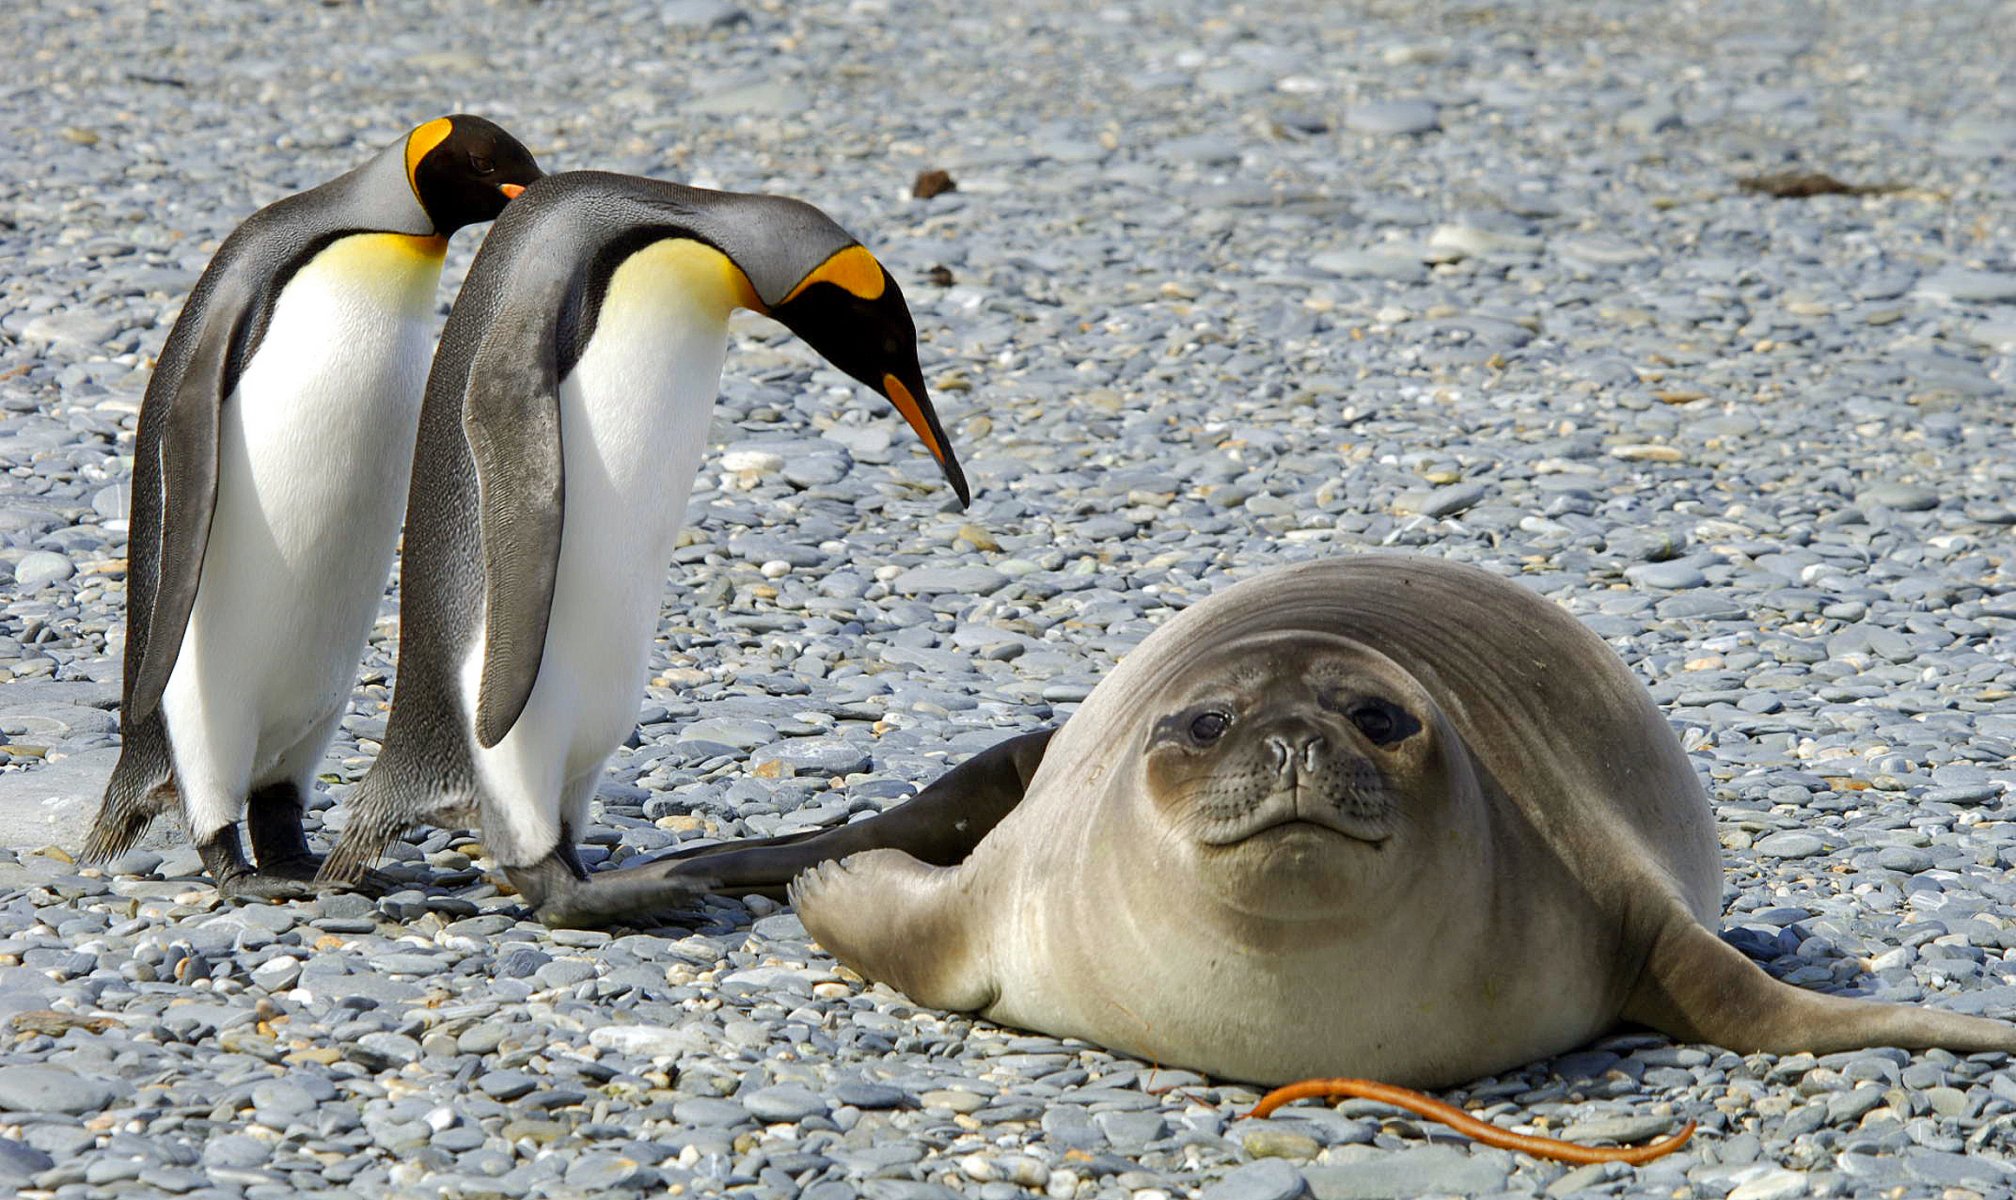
[783, 245, 886, 304]
[404, 117, 455, 198]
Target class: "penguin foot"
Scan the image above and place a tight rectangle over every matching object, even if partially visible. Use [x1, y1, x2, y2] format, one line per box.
[213, 870, 322, 903]
[505, 851, 712, 930]
[257, 852, 399, 898]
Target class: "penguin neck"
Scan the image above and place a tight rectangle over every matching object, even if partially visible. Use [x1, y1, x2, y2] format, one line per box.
[609, 237, 761, 327]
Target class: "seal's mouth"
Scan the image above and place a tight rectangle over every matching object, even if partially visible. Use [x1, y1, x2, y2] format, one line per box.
[1197, 782, 1396, 847]
[1240, 814, 1389, 848]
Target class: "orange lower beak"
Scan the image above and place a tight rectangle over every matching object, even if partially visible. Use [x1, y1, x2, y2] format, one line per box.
[499, 183, 527, 199]
[882, 373, 947, 465]
[881, 372, 970, 505]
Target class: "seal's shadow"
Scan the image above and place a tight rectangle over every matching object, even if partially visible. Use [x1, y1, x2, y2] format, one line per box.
[1719, 922, 1897, 1002]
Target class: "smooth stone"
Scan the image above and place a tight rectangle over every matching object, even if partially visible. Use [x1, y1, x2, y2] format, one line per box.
[889, 565, 1009, 596]
[750, 738, 872, 777]
[1202, 1158, 1306, 1200]
[675, 718, 777, 750]
[1309, 250, 1426, 282]
[673, 1096, 753, 1127]
[1856, 483, 1939, 512]
[1393, 482, 1488, 519]
[1754, 832, 1827, 859]
[1303, 1147, 1507, 1199]
[0, 1138, 54, 1186]
[589, 1024, 708, 1058]
[744, 1084, 829, 1123]
[1914, 269, 2016, 304]
[1727, 1169, 1808, 1200]
[1618, 101, 1682, 134]
[1625, 561, 1709, 590]
[833, 1083, 907, 1110]
[19, 312, 118, 349]
[661, 0, 747, 29]
[1344, 101, 1439, 136]
[0, 1066, 119, 1114]
[13, 552, 76, 589]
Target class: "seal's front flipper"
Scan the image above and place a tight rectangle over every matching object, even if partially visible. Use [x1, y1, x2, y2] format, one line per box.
[791, 849, 998, 1013]
[1625, 910, 2016, 1055]
[656, 727, 1057, 900]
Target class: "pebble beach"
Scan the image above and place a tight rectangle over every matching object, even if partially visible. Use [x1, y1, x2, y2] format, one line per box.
[1, 1, 2015, 1197]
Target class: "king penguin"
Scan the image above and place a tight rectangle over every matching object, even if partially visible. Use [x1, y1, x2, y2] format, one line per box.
[316, 170, 969, 925]
[80, 115, 543, 898]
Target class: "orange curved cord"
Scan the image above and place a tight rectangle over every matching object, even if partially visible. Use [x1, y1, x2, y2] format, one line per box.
[1246, 1078, 1696, 1166]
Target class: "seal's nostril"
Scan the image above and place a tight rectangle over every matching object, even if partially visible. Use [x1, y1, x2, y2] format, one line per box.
[1300, 734, 1325, 772]
[1266, 735, 1292, 775]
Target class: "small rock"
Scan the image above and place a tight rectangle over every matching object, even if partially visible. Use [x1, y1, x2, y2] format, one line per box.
[745, 1084, 829, 1123]
[1203, 1158, 1306, 1200]
[913, 169, 957, 199]
[0, 1066, 118, 1115]
[1243, 1129, 1320, 1161]
[1754, 832, 1827, 859]
[13, 552, 76, 590]
[889, 565, 1009, 596]
[1344, 101, 1440, 136]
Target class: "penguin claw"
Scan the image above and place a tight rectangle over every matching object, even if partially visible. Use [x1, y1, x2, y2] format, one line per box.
[253, 854, 398, 897]
[214, 871, 322, 903]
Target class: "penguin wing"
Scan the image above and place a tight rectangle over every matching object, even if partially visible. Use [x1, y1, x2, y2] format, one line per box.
[123, 296, 242, 723]
[463, 287, 567, 749]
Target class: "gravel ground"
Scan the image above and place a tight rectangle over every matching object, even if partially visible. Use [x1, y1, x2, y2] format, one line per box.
[2, 1, 2015, 1197]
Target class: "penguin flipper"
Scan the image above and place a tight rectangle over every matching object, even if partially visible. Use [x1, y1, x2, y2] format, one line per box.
[463, 296, 566, 749]
[124, 308, 236, 724]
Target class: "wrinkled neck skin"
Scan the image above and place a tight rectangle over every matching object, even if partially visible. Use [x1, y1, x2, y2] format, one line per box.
[989, 723, 1620, 1087]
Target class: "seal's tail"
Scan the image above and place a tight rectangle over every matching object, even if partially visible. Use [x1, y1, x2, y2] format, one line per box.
[1625, 909, 2016, 1056]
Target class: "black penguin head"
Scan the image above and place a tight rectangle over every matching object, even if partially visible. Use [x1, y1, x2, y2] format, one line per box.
[766, 246, 970, 506]
[405, 115, 543, 235]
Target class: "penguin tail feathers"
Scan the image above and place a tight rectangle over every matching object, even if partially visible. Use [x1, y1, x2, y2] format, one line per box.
[80, 760, 171, 864]
[316, 770, 424, 886]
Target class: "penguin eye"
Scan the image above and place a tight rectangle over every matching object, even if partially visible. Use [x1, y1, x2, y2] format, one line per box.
[469, 153, 495, 175]
[1188, 711, 1232, 745]
[1347, 700, 1418, 747]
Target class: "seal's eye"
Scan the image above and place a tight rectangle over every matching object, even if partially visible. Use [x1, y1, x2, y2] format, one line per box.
[1189, 711, 1231, 745]
[1348, 700, 1417, 747]
[469, 153, 495, 175]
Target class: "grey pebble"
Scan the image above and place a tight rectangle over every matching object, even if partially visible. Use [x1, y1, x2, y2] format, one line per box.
[744, 1083, 829, 1122]
[1344, 100, 1440, 136]
[0, 1066, 118, 1114]
[1203, 1158, 1307, 1200]
[12, 552, 75, 590]
[1303, 1147, 1507, 1199]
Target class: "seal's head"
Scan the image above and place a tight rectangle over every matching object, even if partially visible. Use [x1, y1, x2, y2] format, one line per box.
[1140, 630, 1461, 917]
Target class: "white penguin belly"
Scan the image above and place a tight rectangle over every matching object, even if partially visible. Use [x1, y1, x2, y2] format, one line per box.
[467, 238, 744, 864]
[162, 234, 445, 808]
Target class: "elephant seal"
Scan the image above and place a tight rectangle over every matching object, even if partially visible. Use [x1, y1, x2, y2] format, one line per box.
[659, 554, 2016, 1087]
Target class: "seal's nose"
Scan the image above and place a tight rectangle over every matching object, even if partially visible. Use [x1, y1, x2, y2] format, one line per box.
[1266, 731, 1327, 776]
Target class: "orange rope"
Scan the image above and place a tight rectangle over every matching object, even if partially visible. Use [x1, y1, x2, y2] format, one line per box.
[1245, 1077, 1696, 1166]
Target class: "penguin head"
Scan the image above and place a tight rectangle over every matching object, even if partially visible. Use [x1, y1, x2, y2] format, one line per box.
[765, 245, 970, 506]
[404, 115, 543, 235]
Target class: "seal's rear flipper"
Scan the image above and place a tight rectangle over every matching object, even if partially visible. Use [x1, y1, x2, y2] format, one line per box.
[791, 849, 999, 1012]
[650, 727, 1056, 901]
[1625, 911, 2016, 1056]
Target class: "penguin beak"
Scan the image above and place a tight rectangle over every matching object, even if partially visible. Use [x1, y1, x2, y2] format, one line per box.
[498, 183, 527, 200]
[881, 371, 970, 507]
